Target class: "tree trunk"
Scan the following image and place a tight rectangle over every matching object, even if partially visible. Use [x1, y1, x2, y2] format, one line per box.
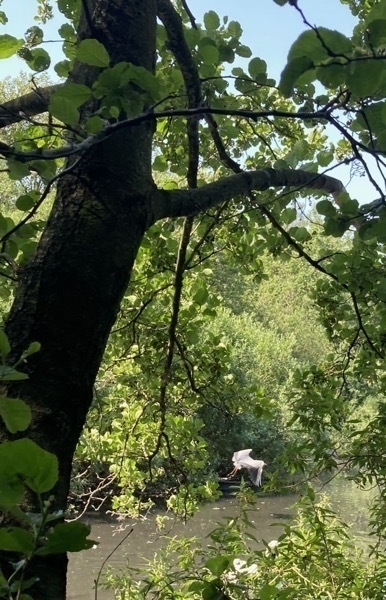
[0, 1, 157, 598]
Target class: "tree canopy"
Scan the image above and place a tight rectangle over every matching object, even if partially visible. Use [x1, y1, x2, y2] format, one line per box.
[0, 0, 386, 598]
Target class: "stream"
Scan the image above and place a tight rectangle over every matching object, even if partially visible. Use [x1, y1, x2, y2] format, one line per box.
[67, 477, 375, 599]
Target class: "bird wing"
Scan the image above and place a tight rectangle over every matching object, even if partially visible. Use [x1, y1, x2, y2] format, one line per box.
[247, 460, 265, 486]
[232, 449, 253, 465]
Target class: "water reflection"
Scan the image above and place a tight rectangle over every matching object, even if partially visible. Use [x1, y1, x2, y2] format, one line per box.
[67, 477, 375, 600]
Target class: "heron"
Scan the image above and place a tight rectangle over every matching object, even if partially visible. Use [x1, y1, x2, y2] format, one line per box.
[229, 449, 266, 486]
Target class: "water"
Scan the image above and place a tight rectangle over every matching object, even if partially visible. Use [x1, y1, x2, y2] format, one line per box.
[67, 478, 375, 600]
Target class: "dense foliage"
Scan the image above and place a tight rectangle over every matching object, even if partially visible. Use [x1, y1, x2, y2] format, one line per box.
[0, 0, 386, 597]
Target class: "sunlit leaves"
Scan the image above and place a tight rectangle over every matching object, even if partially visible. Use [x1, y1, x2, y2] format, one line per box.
[76, 38, 110, 68]
[49, 82, 93, 124]
[0, 35, 23, 59]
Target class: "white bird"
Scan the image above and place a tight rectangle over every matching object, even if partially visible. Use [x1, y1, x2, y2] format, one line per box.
[229, 449, 266, 486]
[264, 540, 279, 557]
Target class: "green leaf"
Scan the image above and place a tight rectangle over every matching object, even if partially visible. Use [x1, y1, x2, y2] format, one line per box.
[7, 160, 30, 181]
[201, 582, 224, 600]
[193, 286, 208, 305]
[0, 439, 58, 496]
[260, 584, 281, 599]
[366, 19, 386, 48]
[85, 115, 105, 134]
[0, 527, 34, 554]
[248, 57, 267, 80]
[16, 194, 36, 212]
[346, 59, 384, 98]
[288, 226, 311, 242]
[324, 218, 347, 237]
[52, 82, 92, 108]
[21, 48, 51, 72]
[57, 0, 81, 21]
[205, 555, 231, 576]
[281, 207, 297, 225]
[50, 98, 79, 124]
[279, 56, 314, 97]
[0, 330, 10, 358]
[36, 521, 97, 555]
[316, 199, 336, 217]
[22, 342, 41, 359]
[316, 62, 346, 88]
[24, 26, 44, 47]
[58, 23, 76, 41]
[54, 59, 72, 78]
[204, 11, 220, 30]
[218, 43, 234, 64]
[227, 21, 242, 39]
[30, 160, 58, 181]
[0, 397, 31, 433]
[198, 44, 219, 65]
[288, 28, 352, 63]
[50, 83, 92, 124]
[317, 151, 334, 167]
[76, 39, 110, 67]
[189, 581, 206, 593]
[0, 35, 24, 58]
[236, 44, 252, 58]
[0, 367, 29, 381]
[337, 194, 359, 217]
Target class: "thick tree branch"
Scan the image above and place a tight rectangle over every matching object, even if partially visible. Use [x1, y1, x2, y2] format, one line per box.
[151, 167, 344, 220]
[0, 84, 59, 128]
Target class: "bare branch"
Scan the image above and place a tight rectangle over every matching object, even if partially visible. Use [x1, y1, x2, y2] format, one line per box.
[0, 105, 332, 161]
